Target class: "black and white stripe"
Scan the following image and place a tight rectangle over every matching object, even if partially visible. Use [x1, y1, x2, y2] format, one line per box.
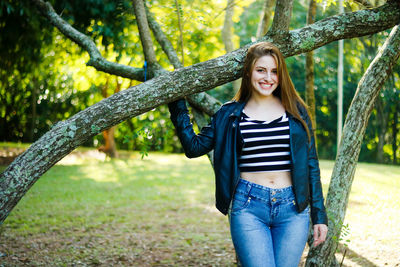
[239, 112, 291, 173]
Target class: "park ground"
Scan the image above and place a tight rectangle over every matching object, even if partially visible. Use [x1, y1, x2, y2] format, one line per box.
[0, 145, 399, 266]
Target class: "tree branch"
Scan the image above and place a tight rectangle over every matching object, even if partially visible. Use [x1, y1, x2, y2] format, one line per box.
[146, 8, 182, 70]
[306, 24, 400, 266]
[31, 0, 145, 81]
[187, 92, 222, 115]
[221, 0, 241, 94]
[134, 1, 221, 117]
[352, 0, 373, 8]
[274, 1, 400, 55]
[269, 0, 294, 34]
[305, 0, 317, 133]
[222, 0, 235, 53]
[145, 6, 222, 115]
[256, 0, 275, 38]
[132, 0, 162, 77]
[174, 0, 185, 66]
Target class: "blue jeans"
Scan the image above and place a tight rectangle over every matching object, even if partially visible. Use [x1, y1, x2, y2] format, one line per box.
[229, 179, 310, 267]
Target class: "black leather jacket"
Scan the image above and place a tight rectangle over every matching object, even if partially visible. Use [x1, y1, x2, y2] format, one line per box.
[168, 99, 328, 225]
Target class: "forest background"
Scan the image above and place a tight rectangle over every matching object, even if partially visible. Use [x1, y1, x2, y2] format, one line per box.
[1, 0, 399, 164]
[1, 0, 400, 266]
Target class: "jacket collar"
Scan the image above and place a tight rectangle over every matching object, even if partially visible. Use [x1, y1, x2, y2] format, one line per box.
[228, 101, 246, 119]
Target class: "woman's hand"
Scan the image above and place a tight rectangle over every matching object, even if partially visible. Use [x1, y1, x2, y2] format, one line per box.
[313, 224, 328, 247]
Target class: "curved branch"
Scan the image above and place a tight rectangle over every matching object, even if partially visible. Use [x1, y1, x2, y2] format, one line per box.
[269, 0, 294, 34]
[146, 8, 182, 70]
[132, 0, 161, 76]
[145, 7, 222, 115]
[187, 92, 222, 115]
[306, 24, 400, 266]
[256, 0, 275, 38]
[275, 1, 400, 55]
[31, 0, 145, 81]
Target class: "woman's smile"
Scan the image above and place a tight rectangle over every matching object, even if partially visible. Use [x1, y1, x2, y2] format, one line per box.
[251, 55, 279, 98]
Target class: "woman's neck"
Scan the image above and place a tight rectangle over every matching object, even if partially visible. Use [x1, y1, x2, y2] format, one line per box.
[247, 95, 281, 109]
[244, 95, 285, 121]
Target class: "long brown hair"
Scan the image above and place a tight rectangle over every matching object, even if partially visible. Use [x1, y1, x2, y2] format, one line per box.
[233, 42, 311, 140]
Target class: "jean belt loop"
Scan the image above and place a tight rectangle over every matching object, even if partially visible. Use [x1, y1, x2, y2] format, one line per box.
[246, 183, 252, 198]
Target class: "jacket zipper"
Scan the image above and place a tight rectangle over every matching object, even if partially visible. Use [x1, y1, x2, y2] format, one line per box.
[229, 115, 245, 212]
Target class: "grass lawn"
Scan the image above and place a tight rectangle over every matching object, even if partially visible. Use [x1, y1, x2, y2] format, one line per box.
[0, 150, 399, 266]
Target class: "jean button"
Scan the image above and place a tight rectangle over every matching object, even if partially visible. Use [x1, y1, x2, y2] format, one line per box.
[272, 197, 276, 202]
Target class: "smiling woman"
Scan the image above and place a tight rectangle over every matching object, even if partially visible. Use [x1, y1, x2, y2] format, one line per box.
[250, 55, 279, 101]
[168, 42, 328, 267]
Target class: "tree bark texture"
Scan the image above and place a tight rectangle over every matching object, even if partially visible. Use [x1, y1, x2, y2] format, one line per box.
[97, 78, 120, 158]
[305, 24, 400, 266]
[222, 0, 241, 94]
[256, 0, 275, 38]
[375, 96, 388, 163]
[305, 0, 317, 138]
[1, 1, 400, 225]
[269, 0, 294, 34]
[174, 0, 185, 66]
[222, 0, 235, 53]
[132, 0, 161, 76]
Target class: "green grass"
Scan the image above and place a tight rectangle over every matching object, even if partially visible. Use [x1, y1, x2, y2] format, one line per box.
[0, 152, 399, 266]
[0, 142, 32, 149]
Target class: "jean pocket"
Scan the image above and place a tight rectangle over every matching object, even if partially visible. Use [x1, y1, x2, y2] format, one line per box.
[300, 205, 310, 215]
[231, 193, 251, 213]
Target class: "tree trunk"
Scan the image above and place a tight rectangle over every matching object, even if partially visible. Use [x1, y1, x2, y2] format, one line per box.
[393, 109, 399, 165]
[375, 96, 387, 163]
[256, 0, 275, 38]
[29, 78, 38, 143]
[305, 0, 317, 145]
[222, 0, 240, 94]
[98, 127, 118, 158]
[393, 90, 399, 165]
[305, 24, 400, 266]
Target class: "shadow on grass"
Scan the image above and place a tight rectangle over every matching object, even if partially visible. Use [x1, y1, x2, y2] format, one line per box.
[0, 153, 235, 266]
[337, 243, 379, 267]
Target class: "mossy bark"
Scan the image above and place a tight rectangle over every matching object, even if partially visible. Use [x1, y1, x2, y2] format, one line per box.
[305, 24, 400, 266]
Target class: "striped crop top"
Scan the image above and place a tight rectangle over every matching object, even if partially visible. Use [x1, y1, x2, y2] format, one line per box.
[239, 111, 291, 173]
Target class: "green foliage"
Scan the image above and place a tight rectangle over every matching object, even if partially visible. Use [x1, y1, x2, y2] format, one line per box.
[0, 0, 398, 164]
[52, 0, 134, 52]
[327, 211, 351, 251]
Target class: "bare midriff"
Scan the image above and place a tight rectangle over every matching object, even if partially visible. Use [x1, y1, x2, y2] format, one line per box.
[240, 171, 292, 188]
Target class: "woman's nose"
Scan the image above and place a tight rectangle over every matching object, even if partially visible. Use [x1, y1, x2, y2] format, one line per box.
[266, 71, 273, 81]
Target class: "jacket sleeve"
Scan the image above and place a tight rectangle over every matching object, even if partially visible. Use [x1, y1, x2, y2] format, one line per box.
[168, 99, 215, 158]
[301, 107, 328, 225]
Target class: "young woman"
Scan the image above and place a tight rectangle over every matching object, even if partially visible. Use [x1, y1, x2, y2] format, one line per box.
[168, 42, 328, 267]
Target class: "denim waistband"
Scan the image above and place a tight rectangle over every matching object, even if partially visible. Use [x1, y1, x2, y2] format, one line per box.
[235, 178, 295, 203]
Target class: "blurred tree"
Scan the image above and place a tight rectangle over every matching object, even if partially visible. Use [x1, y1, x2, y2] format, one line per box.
[305, 0, 317, 144]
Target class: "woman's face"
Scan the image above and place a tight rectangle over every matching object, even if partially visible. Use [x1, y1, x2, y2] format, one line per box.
[250, 55, 279, 100]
